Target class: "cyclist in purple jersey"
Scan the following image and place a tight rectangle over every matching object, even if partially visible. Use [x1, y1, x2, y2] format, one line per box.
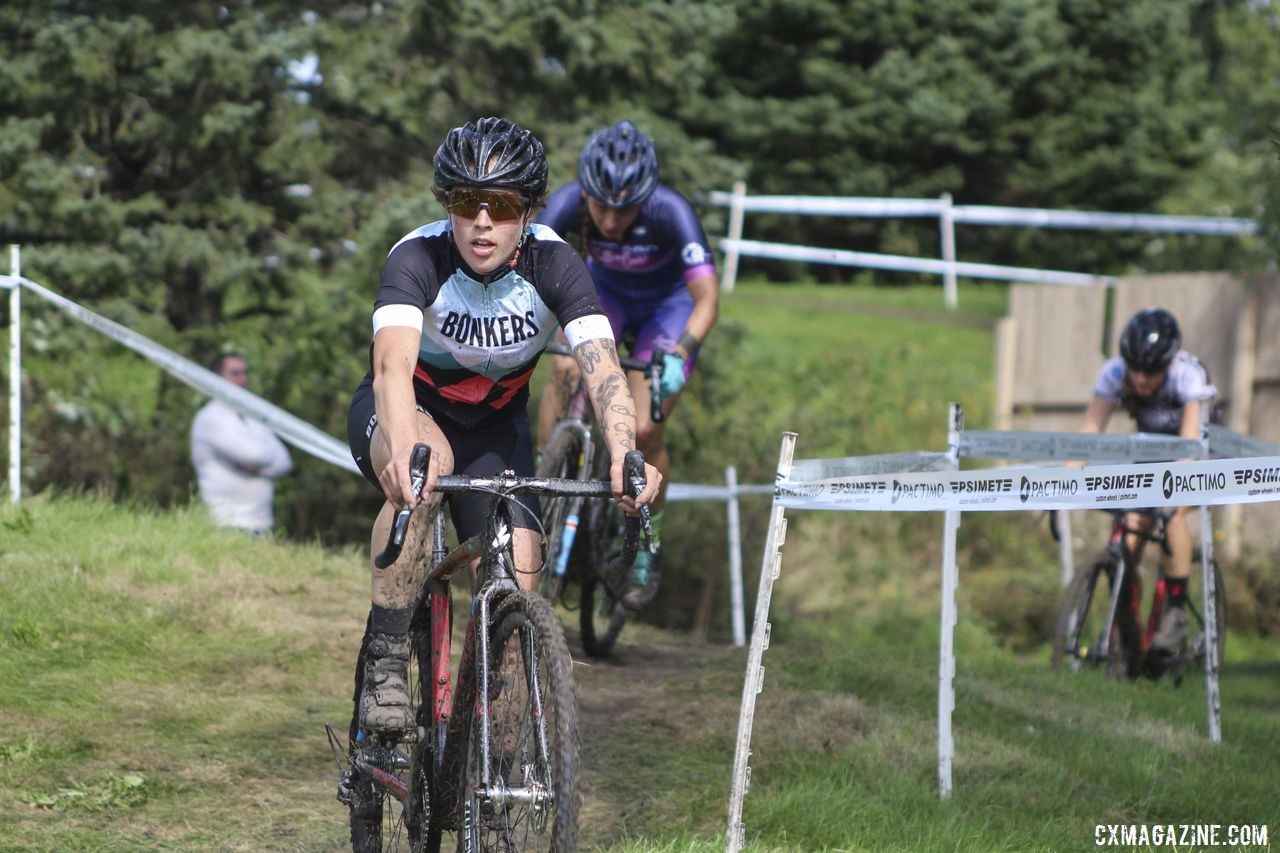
[346, 118, 661, 733]
[1076, 307, 1216, 660]
[537, 119, 719, 609]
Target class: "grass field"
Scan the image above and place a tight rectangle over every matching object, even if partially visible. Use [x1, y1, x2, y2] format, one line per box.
[1, 281, 1276, 851]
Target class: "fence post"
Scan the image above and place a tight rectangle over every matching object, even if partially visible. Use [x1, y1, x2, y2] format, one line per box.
[721, 181, 746, 293]
[1198, 405, 1222, 742]
[726, 465, 746, 647]
[940, 192, 957, 310]
[938, 403, 963, 798]
[1222, 292, 1257, 563]
[992, 316, 1017, 430]
[726, 432, 796, 853]
[7, 244, 20, 504]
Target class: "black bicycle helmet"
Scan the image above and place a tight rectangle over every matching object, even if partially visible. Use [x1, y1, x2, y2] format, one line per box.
[432, 117, 548, 205]
[578, 119, 659, 207]
[1119, 307, 1181, 373]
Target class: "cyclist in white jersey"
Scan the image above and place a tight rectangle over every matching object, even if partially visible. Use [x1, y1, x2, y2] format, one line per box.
[1077, 307, 1217, 660]
[345, 118, 661, 732]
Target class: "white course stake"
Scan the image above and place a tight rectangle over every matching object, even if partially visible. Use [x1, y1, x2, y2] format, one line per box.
[938, 404, 963, 799]
[1199, 407, 1222, 742]
[726, 432, 796, 853]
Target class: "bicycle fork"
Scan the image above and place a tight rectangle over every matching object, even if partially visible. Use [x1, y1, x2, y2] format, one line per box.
[471, 584, 553, 819]
[1098, 558, 1127, 662]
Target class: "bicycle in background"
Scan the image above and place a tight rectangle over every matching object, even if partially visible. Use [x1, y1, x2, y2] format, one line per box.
[536, 342, 661, 657]
[328, 443, 648, 851]
[1051, 508, 1226, 684]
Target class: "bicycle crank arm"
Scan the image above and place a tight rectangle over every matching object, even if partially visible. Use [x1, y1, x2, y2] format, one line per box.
[352, 755, 409, 803]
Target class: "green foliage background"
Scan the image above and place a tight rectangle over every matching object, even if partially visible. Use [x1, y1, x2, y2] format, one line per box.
[2, 1, 1279, 557]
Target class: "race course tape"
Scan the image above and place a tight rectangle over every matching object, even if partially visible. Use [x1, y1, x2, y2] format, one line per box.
[776, 455, 1280, 513]
[14, 276, 361, 474]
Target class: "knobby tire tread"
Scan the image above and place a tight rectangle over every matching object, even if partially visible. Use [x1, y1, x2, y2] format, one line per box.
[460, 590, 580, 852]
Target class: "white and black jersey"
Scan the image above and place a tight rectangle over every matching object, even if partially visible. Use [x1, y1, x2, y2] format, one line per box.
[368, 221, 611, 429]
[1092, 350, 1218, 435]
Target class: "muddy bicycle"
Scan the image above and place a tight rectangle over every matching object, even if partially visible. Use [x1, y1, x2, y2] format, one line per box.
[536, 343, 662, 657]
[1050, 508, 1226, 683]
[328, 443, 648, 852]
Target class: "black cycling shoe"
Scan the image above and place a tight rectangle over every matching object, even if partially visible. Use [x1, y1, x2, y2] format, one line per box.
[359, 632, 413, 733]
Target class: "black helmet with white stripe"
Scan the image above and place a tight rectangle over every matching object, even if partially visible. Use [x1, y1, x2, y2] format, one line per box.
[433, 117, 548, 205]
[1119, 307, 1181, 373]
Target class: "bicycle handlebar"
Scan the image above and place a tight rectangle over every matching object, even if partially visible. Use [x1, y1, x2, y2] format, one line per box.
[374, 443, 653, 569]
[545, 342, 664, 424]
[1046, 508, 1174, 556]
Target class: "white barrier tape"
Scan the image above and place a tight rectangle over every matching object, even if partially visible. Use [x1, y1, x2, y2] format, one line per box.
[790, 451, 952, 482]
[957, 430, 1203, 462]
[17, 276, 361, 474]
[1206, 424, 1280, 459]
[718, 238, 1112, 288]
[775, 455, 1280, 513]
[666, 483, 773, 502]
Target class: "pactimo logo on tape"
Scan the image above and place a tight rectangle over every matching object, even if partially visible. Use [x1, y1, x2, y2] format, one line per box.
[1084, 473, 1156, 492]
[948, 477, 1014, 494]
[1233, 466, 1280, 486]
[779, 482, 825, 498]
[1018, 475, 1079, 504]
[891, 479, 944, 504]
[1162, 469, 1227, 500]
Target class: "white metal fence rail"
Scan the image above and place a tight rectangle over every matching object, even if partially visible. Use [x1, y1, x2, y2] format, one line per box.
[708, 184, 1259, 308]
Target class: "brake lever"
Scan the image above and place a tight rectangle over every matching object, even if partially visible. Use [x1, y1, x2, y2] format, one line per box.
[374, 443, 430, 569]
[623, 450, 657, 554]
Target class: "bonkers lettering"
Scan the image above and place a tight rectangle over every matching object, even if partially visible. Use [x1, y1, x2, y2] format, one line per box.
[439, 311, 541, 348]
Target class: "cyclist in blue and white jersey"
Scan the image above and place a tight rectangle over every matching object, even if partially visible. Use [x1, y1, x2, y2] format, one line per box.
[346, 117, 661, 732]
[536, 119, 719, 610]
[1077, 307, 1217, 660]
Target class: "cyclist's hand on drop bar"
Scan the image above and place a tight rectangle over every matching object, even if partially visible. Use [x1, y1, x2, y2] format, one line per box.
[379, 441, 439, 508]
[610, 451, 662, 515]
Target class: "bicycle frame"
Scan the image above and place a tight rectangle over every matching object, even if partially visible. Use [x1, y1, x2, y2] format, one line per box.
[541, 387, 596, 585]
[335, 445, 647, 848]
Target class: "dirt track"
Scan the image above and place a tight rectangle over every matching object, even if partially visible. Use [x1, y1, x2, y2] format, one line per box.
[565, 626, 747, 847]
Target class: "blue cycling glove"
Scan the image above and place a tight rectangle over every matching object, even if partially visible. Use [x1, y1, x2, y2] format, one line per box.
[659, 352, 687, 400]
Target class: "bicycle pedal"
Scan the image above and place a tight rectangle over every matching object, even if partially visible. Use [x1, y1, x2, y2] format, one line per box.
[336, 769, 356, 805]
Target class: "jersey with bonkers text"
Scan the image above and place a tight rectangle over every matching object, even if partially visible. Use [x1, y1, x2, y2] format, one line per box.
[538, 182, 717, 301]
[369, 221, 605, 429]
[1092, 351, 1217, 435]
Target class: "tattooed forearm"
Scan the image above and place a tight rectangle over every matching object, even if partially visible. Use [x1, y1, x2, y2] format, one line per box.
[574, 338, 617, 376]
[611, 421, 635, 449]
[589, 365, 638, 455]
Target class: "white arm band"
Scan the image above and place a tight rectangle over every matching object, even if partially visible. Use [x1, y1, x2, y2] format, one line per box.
[372, 304, 425, 335]
[563, 314, 615, 350]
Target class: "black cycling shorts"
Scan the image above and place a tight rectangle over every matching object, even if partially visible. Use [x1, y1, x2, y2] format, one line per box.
[347, 374, 541, 544]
